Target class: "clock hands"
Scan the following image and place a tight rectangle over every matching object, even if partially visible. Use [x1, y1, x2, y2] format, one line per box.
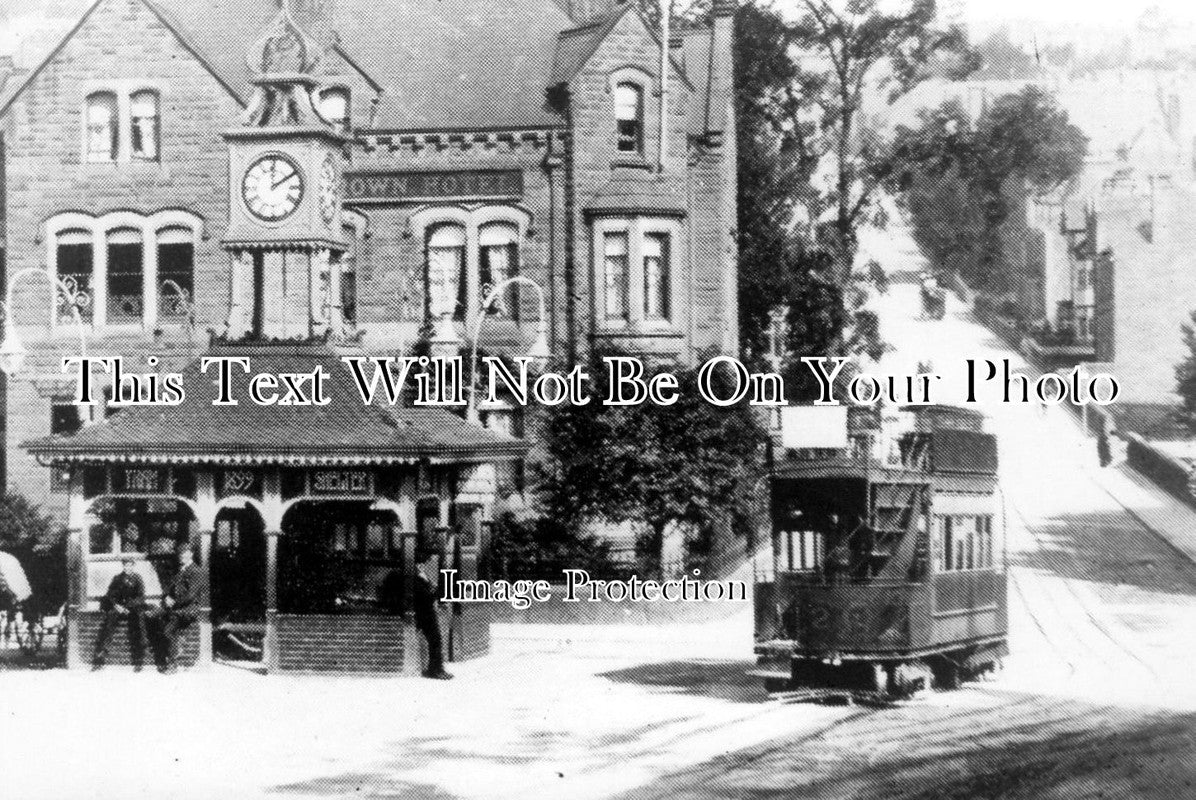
[270, 169, 297, 190]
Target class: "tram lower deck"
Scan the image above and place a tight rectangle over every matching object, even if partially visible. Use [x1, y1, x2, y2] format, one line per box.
[754, 406, 1008, 696]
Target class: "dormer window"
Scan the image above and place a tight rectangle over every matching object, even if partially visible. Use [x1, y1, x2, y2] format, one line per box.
[86, 92, 118, 162]
[318, 87, 350, 133]
[615, 82, 644, 155]
[130, 90, 159, 161]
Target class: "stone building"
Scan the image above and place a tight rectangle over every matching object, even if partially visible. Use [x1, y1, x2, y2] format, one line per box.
[0, 0, 740, 671]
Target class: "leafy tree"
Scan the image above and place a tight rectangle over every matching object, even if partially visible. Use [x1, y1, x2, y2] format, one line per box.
[785, 0, 977, 279]
[483, 512, 624, 583]
[0, 493, 66, 614]
[537, 351, 767, 574]
[884, 86, 1087, 291]
[0, 493, 59, 553]
[1176, 312, 1196, 427]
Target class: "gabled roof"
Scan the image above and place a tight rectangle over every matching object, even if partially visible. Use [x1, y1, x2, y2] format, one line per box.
[0, 0, 266, 119]
[549, 3, 696, 95]
[24, 344, 527, 465]
[2, 0, 720, 133]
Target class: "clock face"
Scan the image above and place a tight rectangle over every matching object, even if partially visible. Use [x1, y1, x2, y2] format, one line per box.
[317, 155, 338, 224]
[242, 154, 304, 222]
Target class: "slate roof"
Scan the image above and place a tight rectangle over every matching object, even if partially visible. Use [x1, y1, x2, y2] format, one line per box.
[24, 343, 528, 464]
[584, 168, 688, 216]
[2, 0, 723, 133]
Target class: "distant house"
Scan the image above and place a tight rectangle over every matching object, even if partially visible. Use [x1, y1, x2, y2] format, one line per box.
[1016, 69, 1196, 406]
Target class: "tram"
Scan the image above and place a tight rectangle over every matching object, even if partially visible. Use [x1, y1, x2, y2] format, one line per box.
[754, 404, 1007, 696]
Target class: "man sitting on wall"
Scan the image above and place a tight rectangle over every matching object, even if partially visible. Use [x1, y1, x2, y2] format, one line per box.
[151, 545, 206, 674]
[92, 557, 148, 671]
[414, 549, 452, 680]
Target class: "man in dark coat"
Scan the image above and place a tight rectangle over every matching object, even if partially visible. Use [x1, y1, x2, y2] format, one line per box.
[152, 545, 206, 673]
[92, 557, 148, 670]
[414, 549, 451, 680]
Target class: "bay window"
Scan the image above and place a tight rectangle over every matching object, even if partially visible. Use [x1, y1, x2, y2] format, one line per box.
[643, 232, 670, 320]
[592, 217, 681, 329]
[603, 231, 630, 323]
[45, 210, 202, 329]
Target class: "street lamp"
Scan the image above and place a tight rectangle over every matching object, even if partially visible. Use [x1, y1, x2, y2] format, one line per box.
[466, 275, 551, 425]
[0, 268, 91, 379]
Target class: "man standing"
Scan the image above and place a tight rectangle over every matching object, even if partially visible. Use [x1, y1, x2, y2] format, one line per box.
[153, 545, 205, 673]
[414, 549, 451, 680]
[92, 557, 148, 671]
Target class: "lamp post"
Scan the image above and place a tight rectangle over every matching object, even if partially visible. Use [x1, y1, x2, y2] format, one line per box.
[0, 268, 91, 379]
[466, 275, 551, 425]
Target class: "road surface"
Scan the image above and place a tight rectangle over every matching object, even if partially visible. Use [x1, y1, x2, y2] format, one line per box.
[611, 248, 1196, 798]
[6, 252, 1196, 800]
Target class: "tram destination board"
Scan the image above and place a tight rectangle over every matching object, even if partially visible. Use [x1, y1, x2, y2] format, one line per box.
[344, 169, 523, 203]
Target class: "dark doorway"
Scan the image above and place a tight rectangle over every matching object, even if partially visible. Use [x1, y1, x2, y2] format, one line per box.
[278, 501, 403, 615]
[211, 505, 266, 625]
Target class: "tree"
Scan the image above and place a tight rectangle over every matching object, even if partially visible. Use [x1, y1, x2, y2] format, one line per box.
[785, 0, 976, 278]
[1176, 312, 1196, 427]
[538, 352, 767, 574]
[885, 86, 1087, 291]
[0, 493, 66, 614]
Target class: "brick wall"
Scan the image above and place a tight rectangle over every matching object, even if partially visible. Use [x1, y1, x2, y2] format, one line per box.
[0, 0, 739, 522]
[274, 613, 410, 673]
[76, 609, 200, 667]
[1, 0, 242, 506]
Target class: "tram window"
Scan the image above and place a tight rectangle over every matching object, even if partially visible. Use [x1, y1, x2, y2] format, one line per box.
[780, 529, 823, 572]
[936, 514, 995, 571]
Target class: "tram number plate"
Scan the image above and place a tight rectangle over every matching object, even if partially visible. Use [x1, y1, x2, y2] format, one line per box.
[311, 470, 370, 495]
[806, 598, 910, 642]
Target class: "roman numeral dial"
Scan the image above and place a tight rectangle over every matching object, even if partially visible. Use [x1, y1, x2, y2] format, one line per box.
[242, 154, 304, 222]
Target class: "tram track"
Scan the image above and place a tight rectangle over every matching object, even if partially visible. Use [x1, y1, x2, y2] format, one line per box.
[1005, 488, 1162, 683]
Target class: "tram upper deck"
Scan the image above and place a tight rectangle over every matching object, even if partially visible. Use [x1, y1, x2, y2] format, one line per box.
[756, 405, 1006, 663]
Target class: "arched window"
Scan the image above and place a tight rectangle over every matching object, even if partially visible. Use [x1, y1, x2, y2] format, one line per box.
[157, 226, 194, 319]
[478, 222, 519, 317]
[614, 82, 644, 155]
[57, 229, 94, 322]
[107, 227, 144, 323]
[85, 92, 118, 162]
[318, 87, 350, 132]
[427, 223, 467, 320]
[130, 90, 160, 161]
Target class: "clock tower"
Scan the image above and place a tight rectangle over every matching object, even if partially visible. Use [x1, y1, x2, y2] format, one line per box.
[222, 0, 349, 340]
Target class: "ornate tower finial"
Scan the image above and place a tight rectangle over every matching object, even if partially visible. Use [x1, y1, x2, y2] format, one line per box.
[247, 0, 322, 76]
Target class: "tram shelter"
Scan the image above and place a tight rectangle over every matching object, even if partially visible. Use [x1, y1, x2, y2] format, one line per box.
[24, 342, 527, 673]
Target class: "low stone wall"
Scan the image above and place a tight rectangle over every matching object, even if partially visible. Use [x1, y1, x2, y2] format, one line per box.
[1126, 435, 1194, 507]
[75, 610, 200, 668]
